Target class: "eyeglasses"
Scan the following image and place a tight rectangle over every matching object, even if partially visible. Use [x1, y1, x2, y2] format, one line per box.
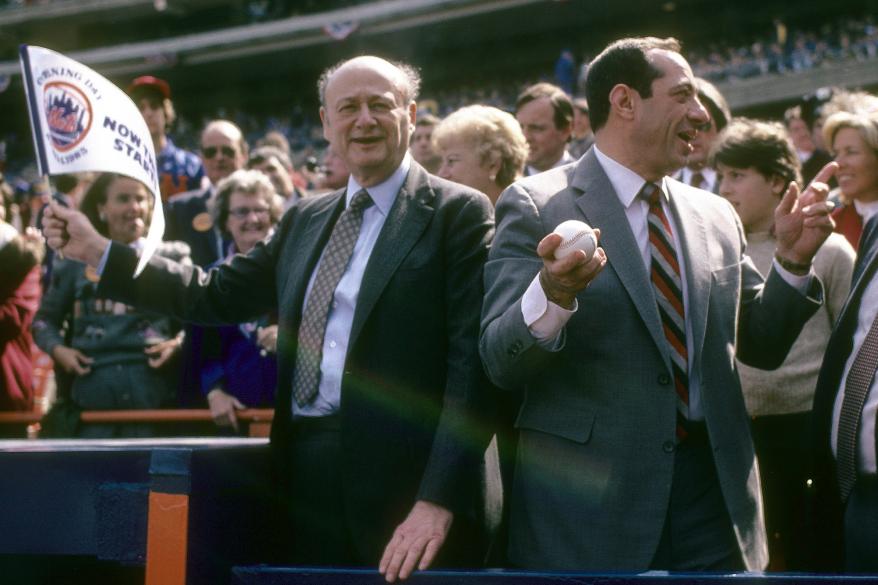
[202, 145, 237, 159]
[228, 206, 270, 220]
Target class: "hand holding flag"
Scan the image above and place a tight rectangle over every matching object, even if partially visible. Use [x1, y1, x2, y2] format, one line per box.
[20, 45, 163, 276]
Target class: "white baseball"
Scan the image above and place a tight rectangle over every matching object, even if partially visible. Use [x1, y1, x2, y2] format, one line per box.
[553, 220, 597, 261]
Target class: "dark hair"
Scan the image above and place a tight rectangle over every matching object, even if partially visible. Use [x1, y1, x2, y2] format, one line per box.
[53, 174, 79, 194]
[585, 37, 682, 132]
[79, 173, 152, 238]
[696, 78, 731, 132]
[710, 118, 802, 188]
[0, 229, 44, 298]
[515, 82, 573, 131]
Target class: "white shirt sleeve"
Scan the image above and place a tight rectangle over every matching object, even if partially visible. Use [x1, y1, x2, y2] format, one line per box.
[521, 273, 577, 349]
[772, 259, 813, 294]
[95, 242, 113, 275]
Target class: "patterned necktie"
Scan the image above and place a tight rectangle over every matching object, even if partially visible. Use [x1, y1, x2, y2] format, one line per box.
[292, 189, 372, 407]
[836, 312, 878, 501]
[689, 171, 705, 190]
[642, 182, 690, 440]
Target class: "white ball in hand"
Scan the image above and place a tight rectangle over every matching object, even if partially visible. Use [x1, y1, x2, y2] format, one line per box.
[553, 220, 597, 261]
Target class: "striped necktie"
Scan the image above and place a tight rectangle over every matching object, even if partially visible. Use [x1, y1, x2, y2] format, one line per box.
[291, 189, 372, 407]
[689, 171, 705, 190]
[641, 182, 690, 440]
[836, 312, 878, 502]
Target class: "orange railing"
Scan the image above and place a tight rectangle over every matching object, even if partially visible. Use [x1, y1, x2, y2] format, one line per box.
[0, 408, 274, 438]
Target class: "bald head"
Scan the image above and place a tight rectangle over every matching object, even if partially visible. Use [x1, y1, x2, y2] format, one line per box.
[200, 119, 248, 185]
[318, 56, 420, 187]
[318, 56, 421, 109]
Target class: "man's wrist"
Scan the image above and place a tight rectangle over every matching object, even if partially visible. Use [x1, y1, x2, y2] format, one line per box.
[86, 236, 111, 267]
[539, 269, 576, 310]
[774, 251, 812, 276]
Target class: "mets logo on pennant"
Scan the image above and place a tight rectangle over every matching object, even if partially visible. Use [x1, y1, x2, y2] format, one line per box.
[43, 80, 93, 152]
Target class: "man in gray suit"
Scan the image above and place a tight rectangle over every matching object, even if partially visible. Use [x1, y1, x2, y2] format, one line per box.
[480, 37, 837, 571]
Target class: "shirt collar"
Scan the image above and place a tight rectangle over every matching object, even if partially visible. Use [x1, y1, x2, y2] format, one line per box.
[593, 145, 669, 208]
[854, 198, 878, 223]
[345, 152, 411, 216]
[679, 165, 716, 188]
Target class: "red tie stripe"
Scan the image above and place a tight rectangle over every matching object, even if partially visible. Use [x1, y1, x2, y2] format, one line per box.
[641, 182, 690, 439]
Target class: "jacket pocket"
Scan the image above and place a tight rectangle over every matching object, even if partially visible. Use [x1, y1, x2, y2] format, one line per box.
[515, 407, 596, 444]
[711, 263, 741, 286]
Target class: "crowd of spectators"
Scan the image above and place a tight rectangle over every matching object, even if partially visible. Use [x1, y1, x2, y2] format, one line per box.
[3, 15, 878, 577]
[691, 16, 878, 82]
[1, 9, 878, 441]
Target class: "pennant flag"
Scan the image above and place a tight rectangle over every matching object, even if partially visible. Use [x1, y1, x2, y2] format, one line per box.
[323, 21, 359, 41]
[19, 44, 163, 277]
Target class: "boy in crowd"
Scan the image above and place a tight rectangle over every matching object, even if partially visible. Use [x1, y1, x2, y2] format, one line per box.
[712, 118, 855, 570]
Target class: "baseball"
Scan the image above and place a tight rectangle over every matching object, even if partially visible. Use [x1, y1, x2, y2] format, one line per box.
[553, 220, 597, 261]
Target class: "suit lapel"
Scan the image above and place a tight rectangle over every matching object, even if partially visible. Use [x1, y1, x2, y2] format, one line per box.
[280, 191, 345, 313]
[348, 163, 434, 347]
[571, 152, 667, 360]
[665, 182, 711, 371]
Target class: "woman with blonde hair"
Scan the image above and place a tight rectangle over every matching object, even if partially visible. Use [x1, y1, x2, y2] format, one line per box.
[433, 105, 529, 205]
[823, 109, 878, 250]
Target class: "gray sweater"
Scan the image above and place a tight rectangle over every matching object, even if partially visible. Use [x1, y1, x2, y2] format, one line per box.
[737, 231, 855, 416]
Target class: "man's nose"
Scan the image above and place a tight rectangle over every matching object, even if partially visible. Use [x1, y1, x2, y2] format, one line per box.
[355, 104, 377, 126]
[690, 98, 710, 125]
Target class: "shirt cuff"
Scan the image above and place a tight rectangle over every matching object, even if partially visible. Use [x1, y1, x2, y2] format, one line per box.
[772, 258, 812, 294]
[521, 273, 576, 349]
[95, 242, 113, 276]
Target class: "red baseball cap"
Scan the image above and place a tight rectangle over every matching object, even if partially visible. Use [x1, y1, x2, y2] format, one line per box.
[127, 75, 171, 100]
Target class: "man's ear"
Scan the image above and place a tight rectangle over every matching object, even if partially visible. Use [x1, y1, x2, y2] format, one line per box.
[408, 101, 417, 131]
[609, 84, 637, 122]
[320, 106, 329, 141]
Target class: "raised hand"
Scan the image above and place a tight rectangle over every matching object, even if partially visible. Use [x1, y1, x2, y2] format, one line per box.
[775, 162, 838, 266]
[42, 200, 109, 267]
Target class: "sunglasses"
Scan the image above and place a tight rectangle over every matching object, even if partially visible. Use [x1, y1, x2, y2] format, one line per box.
[228, 206, 270, 220]
[202, 145, 237, 159]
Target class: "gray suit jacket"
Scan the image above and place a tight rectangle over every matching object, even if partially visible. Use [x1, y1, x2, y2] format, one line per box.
[479, 149, 822, 571]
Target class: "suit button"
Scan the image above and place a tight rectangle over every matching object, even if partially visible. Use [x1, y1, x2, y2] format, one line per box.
[662, 440, 675, 453]
[508, 347, 519, 357]
[658, 373, 670, 385]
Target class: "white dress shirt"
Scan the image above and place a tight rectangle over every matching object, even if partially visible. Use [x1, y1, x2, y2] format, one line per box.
[675, 166, 717, 192]
[854, 199, 878, 225]
[831, 271, 878, 474]
[293, 153, 411, 417]
[522, 145, 810, 420]
[525, 150, 576, 177]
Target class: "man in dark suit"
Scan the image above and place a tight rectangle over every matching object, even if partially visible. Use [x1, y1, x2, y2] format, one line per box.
[43, 56, 494, 582]
[811, 214, 878, 571]
[480, 36, 836, 571]
[165, 119, 248, 267]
